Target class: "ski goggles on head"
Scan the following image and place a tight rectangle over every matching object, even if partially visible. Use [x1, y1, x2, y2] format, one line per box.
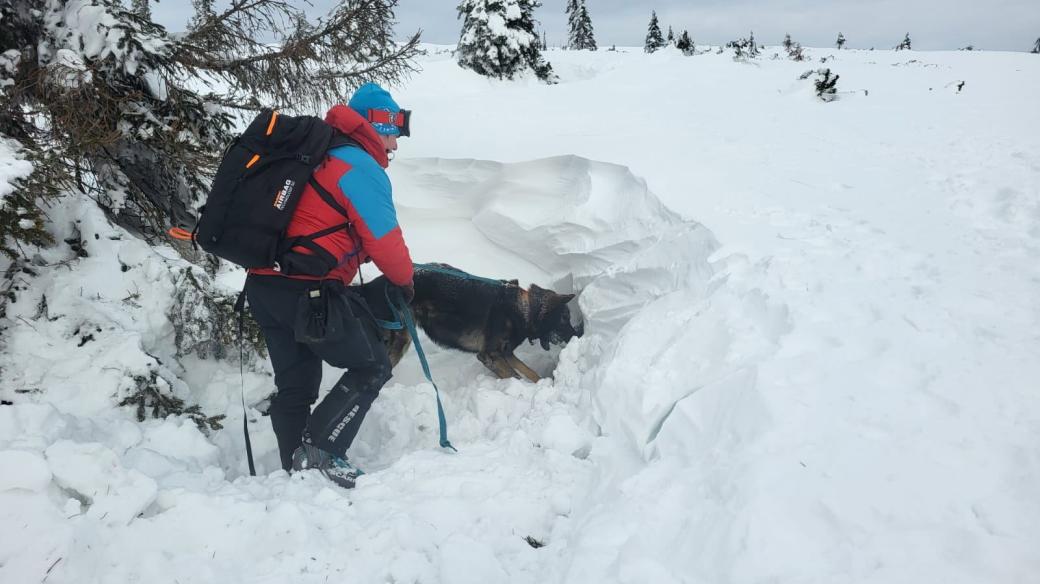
[366, 108, 411, 137]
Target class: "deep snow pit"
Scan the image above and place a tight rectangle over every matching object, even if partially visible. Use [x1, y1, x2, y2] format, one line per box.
[1, 155, 756, 584]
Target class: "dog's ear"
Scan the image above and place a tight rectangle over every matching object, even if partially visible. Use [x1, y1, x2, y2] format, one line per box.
[546, 292, 575, 311]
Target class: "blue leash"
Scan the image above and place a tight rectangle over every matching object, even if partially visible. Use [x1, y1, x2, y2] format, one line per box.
[382, 286, 457, 452]
[412, 262, 509, 287]
[372, 264, 508, 452]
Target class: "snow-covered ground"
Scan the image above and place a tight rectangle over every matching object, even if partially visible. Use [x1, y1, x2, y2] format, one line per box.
[2, 45, 1039, 583]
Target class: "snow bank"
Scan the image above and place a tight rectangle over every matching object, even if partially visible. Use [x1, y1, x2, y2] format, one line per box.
[1, 147, 722, 583]
[391, 155, 717, 333]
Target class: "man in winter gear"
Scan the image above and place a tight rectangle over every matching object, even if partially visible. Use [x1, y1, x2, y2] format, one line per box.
[244, 82, 413, 487]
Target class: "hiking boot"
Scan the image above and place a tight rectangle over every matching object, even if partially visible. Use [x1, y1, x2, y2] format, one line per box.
[290, 442, 364, 489]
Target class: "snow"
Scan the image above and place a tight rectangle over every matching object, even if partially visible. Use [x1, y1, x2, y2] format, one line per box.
[2, 44, 1040, 583]
[42, 0, 170, 77]
[0, 137, 33, 208]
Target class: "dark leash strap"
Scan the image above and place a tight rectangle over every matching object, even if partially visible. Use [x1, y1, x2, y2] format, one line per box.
[382, 285, 457, 452]
[235, 289, 257, 476]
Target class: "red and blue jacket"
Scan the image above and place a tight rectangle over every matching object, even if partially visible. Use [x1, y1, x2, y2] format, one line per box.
[251, 105, 413, 286]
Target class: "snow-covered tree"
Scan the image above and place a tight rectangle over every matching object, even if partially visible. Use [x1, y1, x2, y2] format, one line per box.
[130, 0, 151, 20]
[1032, 37, 1040, 54]
[0, 0, 421, 251]
[729, 33, 759, 60]
[788, 42, 806, 61]
[457, 0, 556, 82]
[814, 68, 839, 101]
[783, 33, 793, 51]
[896, 32, 912, 50]
[566, 0, 596, 50]
[747, 31, 759, 57]
[565, 0, 579, 48]
[667, 26, 674, 45]
[837, 32, 846, 49]
[645, 11, 665, 53]
[676, 30, 694, 55]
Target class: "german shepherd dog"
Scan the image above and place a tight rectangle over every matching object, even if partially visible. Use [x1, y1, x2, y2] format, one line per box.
[372, 264, 583, 382]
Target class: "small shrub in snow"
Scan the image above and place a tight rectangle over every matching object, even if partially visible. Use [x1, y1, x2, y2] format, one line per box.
[676, 30, 694, 55]
[729, 34, 759, 60]
[813, 68, 840, 101]
[168, 267, 266, 360]
[644, 11, 665, 53]
[788, 42, 807, 61]
[119, 370, 226, 433]
[896, 33, 912, 51]
[1032, 38, 1040, 54]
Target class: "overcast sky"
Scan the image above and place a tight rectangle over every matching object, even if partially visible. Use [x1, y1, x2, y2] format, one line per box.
[153, 1, 1040, 52]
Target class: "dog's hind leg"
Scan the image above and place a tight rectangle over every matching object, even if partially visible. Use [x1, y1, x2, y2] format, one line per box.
[506, 353, 541, 383]
[478, 351, 521, 380]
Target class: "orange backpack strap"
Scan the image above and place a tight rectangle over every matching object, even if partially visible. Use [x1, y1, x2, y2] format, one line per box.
[167, 227, 195, 241]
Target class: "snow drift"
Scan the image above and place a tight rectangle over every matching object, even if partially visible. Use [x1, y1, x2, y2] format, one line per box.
[0, 153, 727, 583]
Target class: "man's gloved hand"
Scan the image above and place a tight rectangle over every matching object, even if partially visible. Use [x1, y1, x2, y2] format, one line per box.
[397, 282, 415, 304]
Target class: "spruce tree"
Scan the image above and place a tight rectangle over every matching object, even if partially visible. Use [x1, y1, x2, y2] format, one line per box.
[644, 11, 665, 53]
[1032, 37, 1040, 53]
[667, 26, 674, 45]
[896, 32, 912, 50]
[676, 30, 694, 55]
[565, 0, 580, 49]
[747, 31, 759, 57]
[518, 0, 556, 80]
[457, 0, 555, 82]
[0, 0, 421, 248]
[837, 32, 846, 49]
[569, 0, 596, 51]
[188, 0, 216, 33]
[783, 33, 793, 51]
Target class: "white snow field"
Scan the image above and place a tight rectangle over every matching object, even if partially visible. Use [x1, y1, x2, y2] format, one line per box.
[2, 45, 1039, 583]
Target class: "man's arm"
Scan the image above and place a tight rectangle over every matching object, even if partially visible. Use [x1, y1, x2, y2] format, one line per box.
[337, 162, 413, 286]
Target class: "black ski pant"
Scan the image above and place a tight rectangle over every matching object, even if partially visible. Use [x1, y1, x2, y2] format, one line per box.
[245, 274, 397, 471]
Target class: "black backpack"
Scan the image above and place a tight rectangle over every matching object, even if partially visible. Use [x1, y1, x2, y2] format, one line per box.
[193, 109, 358, 276]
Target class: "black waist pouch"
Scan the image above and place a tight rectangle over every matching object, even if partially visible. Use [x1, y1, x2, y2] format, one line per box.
[294, 280, 376, 368]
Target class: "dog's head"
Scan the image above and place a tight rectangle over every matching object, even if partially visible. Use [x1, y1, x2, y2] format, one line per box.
[527, 284, 584, 350]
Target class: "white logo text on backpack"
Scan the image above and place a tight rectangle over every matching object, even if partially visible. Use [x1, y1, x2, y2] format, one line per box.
[273, 178, 297, 210]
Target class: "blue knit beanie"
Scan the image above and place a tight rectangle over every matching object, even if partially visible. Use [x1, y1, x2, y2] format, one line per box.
[348, 82, 402, 136]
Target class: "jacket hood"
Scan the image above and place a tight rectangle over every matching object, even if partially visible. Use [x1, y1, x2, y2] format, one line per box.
[324, 104, 389, 168]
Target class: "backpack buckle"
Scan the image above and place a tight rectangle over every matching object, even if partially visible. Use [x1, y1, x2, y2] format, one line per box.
[298, 154, 311, 164]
